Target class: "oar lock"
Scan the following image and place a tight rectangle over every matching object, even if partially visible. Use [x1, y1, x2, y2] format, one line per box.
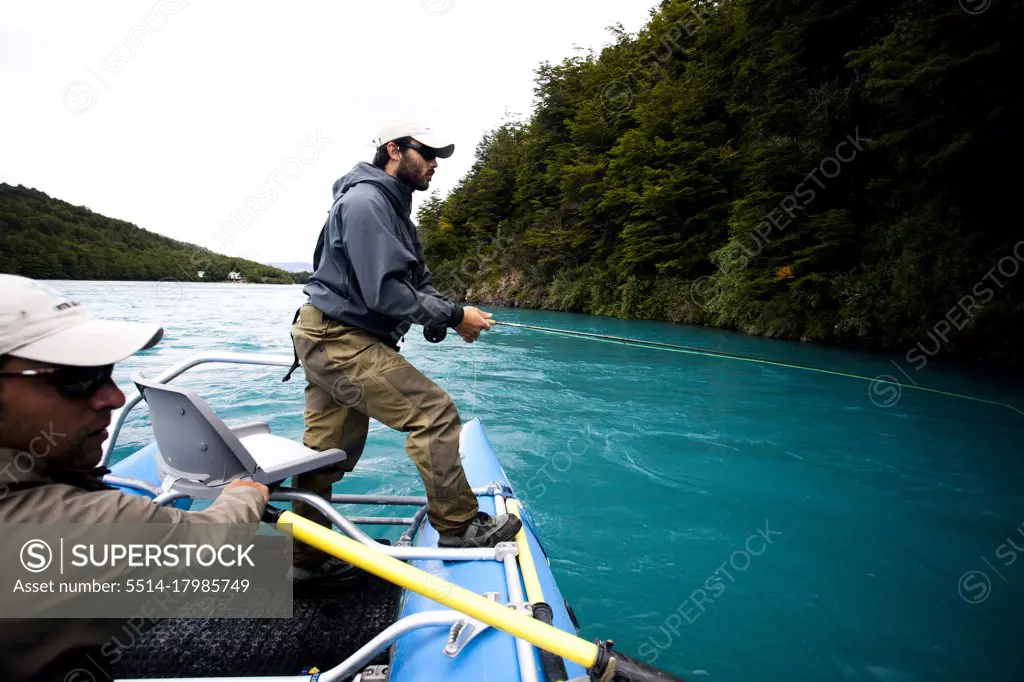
[447, 616, 635, 682]
[440, 586, 630, 682]
[444, 589, 534, 657]
[444, 591, 498, 657]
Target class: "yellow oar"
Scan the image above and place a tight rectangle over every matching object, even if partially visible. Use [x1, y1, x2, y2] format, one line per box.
[506, 498, 571, 682]
[263, 507, 687, 682]
[506, 498, 545, 603]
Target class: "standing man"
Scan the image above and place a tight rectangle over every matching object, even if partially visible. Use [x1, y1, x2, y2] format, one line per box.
[0, 275, 269, 681]
[289, 122, 520, 577]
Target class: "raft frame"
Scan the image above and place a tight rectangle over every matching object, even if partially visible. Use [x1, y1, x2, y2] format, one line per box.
[100, 352, 583, 682]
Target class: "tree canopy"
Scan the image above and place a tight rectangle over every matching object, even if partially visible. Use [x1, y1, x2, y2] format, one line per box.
[417, 0, 1022, 367]
[0, 183, 300, 284]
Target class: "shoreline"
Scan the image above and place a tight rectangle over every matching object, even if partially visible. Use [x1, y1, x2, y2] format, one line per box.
[29, 279, 1024, 376]
[460, 296, 1024, 378]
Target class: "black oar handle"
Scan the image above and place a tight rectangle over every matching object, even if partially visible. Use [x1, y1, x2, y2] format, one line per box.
[532, 602, 570, 681]
[262, 504, 284, 524]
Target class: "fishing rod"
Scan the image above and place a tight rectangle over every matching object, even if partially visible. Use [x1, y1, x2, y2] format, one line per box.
[491, 321, 1023, 417]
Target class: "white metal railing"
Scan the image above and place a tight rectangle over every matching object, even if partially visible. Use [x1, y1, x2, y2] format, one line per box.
[101, 352, 295, 467]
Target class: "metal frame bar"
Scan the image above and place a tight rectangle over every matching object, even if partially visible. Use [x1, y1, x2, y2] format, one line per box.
[318, 610, 463, 681]
[102, 352, 295, 466]
[331, 493, 429, 506]
[397, 505, 429, 546]
[152, 491, 418, 527]
[115, 611, 465, 682]
[147, 490, 495, 560]
[152, 491, 189, 506]
[496, 494, 541, 682]
[271, 489, 497, 561]
[346, 516, 416, 525]
[331, 487, 498, 506]
[102, 474, 163, 498]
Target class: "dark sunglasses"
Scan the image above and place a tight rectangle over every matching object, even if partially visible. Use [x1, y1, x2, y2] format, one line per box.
[0, 364, 115, 398]
[398, 142, 438, 161]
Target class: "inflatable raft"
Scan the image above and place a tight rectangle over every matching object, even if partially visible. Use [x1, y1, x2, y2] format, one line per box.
[100, 352, 587, 681]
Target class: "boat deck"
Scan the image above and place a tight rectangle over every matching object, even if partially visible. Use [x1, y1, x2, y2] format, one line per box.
[112, 570, 400, 678]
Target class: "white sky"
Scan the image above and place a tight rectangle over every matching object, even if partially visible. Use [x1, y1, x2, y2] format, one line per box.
[0, 0, 657, 265]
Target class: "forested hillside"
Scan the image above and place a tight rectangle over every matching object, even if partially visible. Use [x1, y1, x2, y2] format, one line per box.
[417, 0, 1023, 366]
[0, 183, 296, 283]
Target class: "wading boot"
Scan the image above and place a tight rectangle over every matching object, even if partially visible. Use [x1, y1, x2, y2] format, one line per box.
[436, 512, 523, 548]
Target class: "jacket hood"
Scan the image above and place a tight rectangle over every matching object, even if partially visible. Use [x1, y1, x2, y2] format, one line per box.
[332, 162, 414, 215]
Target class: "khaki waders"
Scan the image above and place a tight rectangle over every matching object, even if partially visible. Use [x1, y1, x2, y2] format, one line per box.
[289, 303, 478, 567]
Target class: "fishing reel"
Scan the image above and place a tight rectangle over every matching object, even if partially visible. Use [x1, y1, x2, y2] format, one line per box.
[423, 325, 447, 343]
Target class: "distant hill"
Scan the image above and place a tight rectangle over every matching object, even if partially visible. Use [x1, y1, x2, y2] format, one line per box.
[266, 261, 314, 273]
[0, 183, 298, 284]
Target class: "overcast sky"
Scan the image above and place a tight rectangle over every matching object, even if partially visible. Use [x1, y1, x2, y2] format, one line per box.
[1, 0, 657, 265]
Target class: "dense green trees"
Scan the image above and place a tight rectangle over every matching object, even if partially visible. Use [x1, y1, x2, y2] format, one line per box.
[0, 184, 299, 284]
[418, 0, 1022, 366]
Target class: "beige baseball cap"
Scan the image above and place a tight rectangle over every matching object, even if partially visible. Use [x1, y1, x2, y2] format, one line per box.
[371, 121, 455, 158]
[0, 275, 163, 367]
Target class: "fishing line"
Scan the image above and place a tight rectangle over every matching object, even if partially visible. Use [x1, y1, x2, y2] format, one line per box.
[472, 328, 480, 417]
[492, 321, 1023, 417]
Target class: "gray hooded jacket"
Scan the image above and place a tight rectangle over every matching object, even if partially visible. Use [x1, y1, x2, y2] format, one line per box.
[303, 162, 463, 343]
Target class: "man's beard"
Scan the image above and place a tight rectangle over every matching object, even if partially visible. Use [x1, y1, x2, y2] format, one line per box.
[0, 419, 95, 471]
[66, 433, 103, 470]
[42, 425, 100, 471]
[396, 155, 430, 191]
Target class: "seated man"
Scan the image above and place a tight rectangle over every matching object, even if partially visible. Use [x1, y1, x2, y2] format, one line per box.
[0, 275, 270, 682]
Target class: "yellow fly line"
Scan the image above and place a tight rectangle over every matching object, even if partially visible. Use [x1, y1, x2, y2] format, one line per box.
[493, 321, 1023, 417]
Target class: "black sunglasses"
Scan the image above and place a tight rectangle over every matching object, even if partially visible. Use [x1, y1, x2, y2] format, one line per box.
[0, 364, 115, 398]
[398, 142, 439, 161]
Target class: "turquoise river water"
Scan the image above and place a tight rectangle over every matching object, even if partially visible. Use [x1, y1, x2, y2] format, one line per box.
[58, 281, 1023, 682]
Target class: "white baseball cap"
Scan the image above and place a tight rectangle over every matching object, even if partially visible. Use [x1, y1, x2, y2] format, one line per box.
[0, 275, 163, 367]
[371, 121, 455, 159]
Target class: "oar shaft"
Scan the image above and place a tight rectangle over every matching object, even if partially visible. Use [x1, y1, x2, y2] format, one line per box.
[271, 510, 600, 668]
